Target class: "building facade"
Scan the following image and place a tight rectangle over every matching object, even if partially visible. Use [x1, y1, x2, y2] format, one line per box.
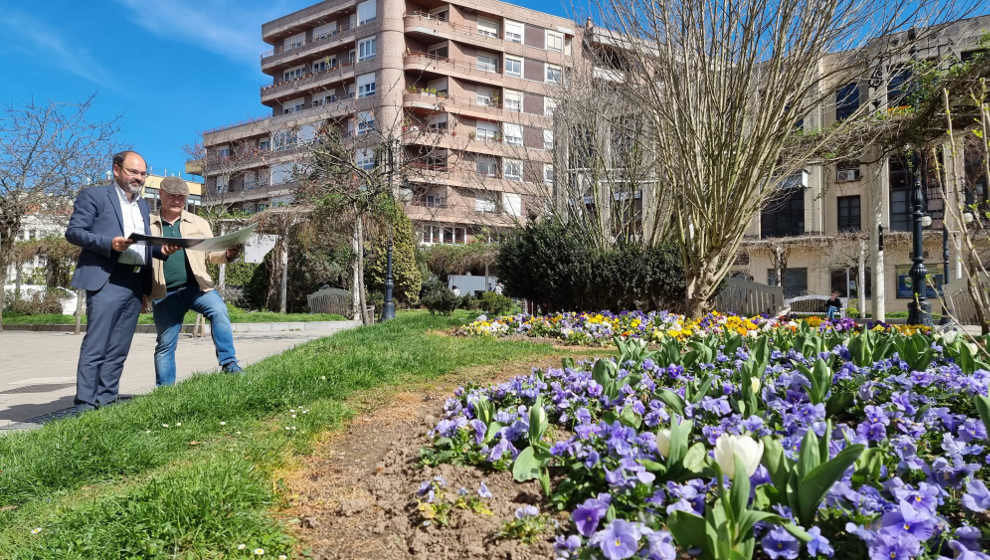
[192, 0, 578, 246]
[576, 16, 989, 314]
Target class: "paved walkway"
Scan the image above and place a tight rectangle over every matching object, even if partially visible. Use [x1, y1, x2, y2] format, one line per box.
[0, 320, 361, 431]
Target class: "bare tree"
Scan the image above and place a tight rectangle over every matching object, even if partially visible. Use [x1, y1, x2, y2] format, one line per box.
[595, 0, 975, 317]
[296, 102, 446, 324]
[0, 97, 117, 329]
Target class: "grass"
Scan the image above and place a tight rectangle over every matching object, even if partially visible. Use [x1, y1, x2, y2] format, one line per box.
[2, 306, 347, 325]
[0, 310, 567, 559]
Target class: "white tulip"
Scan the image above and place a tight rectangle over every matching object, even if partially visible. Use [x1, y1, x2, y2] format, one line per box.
[750, 377, 761, 394]
[657, 429, 671, 458]
[714, 434, 764, 480]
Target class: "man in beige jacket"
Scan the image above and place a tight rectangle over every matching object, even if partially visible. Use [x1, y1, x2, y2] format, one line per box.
[150, 176, 243, 386]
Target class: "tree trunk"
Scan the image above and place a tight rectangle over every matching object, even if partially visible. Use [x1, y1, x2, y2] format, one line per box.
[351, 216, 362, 321]
[14, 263, 22, 302]
[357, 216, 370, 325]
[683, 258, 720, 318]
[279, 225, 289, 314]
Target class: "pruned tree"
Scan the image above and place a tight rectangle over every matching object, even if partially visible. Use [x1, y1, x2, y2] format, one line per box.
[0, 96, 117, 329]
[594, 0, 976, 317]
[297, 98, 444, 324]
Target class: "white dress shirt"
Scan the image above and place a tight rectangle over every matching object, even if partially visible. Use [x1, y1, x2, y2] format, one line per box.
[114, 185, 147, 266]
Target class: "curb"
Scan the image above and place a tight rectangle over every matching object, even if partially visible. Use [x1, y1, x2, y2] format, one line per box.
[1, 320, 362, 334]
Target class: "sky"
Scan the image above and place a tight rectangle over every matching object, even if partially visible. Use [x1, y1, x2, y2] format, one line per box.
[0, 0, 577, 183]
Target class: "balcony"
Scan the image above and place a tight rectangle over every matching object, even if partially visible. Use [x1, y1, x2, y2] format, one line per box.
[403, 52, 505, 88]
[261, 60, 369, 102]
[403, 91, 551, 127]
[261, 20, 379, 72]
[262, 0, 357, 42]
[403, 12, 573, 66]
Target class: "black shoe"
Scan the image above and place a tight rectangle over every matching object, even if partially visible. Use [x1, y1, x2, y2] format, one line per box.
[68, 403, 97, 416]
[222, 362, 243, 374]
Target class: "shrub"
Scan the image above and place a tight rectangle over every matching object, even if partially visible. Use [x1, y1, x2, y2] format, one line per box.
[479, 291, 515, 316]
[496, 220, 685, 312]
[460, 294, 482, 311]
[4, 290, 65, 315]
[422, 287, 459, 315]
[365, 212, 422, 306]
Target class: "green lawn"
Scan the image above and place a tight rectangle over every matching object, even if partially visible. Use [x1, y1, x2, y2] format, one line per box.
[0, 311, 565, 559]
[2, 306, 347, 325]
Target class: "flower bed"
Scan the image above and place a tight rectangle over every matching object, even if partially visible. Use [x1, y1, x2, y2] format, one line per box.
[457, 311, 926, 346]
[424, 323, 990, 559]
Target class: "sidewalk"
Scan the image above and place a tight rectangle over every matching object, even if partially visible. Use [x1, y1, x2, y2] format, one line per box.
[0, 320, 361, 432]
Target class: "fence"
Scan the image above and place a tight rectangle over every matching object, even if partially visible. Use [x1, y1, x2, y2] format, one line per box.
[944, 283, 982, 325]
[307, 287, 353, 316]
[713, 277, 785, 317]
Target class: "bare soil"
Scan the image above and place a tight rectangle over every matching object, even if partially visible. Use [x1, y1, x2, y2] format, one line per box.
[277, 355, 600, 560]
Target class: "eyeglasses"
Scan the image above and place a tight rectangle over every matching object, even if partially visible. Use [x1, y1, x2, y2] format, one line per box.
[118, 166, 148, 177]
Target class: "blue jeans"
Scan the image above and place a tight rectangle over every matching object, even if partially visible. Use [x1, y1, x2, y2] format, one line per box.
[153, 285, 237, 386]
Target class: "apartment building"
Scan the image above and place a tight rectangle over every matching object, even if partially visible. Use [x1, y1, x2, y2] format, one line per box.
[192, 0, 578, 246]
[575, 15, 989, 314]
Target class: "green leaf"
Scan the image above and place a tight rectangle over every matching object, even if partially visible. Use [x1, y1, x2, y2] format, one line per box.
[796, 444, 864, 526]
[667, 418, 693, 465]
[512, 446, 540, 482]
[975, 395, 990, 441]
[658, 389, 685, 417]
[736, 511, 782, 540]
[592, 359, 615, 388]
[528, 398, 548, 445]
[781, 522, 813, 543]
[730, 452, 751, 520]
[668, 511, 709, 559]
[619, 405, 642, 429]
[683, 442, 707, 473]
[761, 437, 790, 492]
[797, 429, 821, 480]
[484, 422, 503, 444]
[561, 357, 575, 370]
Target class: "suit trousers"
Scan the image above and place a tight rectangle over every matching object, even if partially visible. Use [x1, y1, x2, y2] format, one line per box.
[75, 264, 145, 407]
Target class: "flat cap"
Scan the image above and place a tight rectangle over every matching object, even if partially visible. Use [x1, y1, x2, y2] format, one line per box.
[160, 176, 189, 196]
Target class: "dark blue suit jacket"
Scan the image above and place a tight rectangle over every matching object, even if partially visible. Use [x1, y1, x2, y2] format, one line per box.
[66, 185, 155, 294]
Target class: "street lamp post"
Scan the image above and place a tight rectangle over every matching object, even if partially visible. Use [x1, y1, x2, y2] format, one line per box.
[907, 152, 932, 326]
[906, 29, 933, 327]
[382, 137, 397, 322]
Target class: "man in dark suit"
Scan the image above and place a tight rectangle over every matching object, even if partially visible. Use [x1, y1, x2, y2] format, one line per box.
[65, 151, 175, 413]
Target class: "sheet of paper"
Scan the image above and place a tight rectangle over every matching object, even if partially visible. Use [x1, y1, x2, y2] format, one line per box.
[128, 223, 257, 251]
[188, 223, 258, 252]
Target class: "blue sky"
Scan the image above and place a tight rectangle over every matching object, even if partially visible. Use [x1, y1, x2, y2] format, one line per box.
[0, 0, 576, 183]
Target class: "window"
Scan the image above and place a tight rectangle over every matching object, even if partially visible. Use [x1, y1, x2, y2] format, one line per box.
[835, 82, 859, 122]
[215, 146, 230, 160]
[504, 158, 522, 180]
[761, 177, 805, 238]
[475, 195, 497, 213]
[313, 23, 337, 41]
[357, 36, 376, 61]
[836, 163, 860, 182]
[544, 97, 557, 116]
[543, 129, 554, 150]
[243, 170, 257, 190]
[283, 65, 305, 81]
[216, 174, 229, 193]
[476, 120, 498, 140]
[476, 155, 497, 176]
[504, 55, 522, 78]
[271, 129, 297, 150]
[503, 123, 522, 146]
[503, 192, 522, 217]
[889, 155, 911, 231]
[503, 89, 522, 112]
[545, 64, 562, 84]
[831, 267, 871, 298]
[887, 67, 912, 108]
[477, 53, 497, 73]
[837, 195, 861, 232]
[477, 16, 498, 38]
[504, 20, 524, 43]
[357, 110, 374, 135]
[424, 193, 445, 208]
[257, 138, 270, 151]
[356, 0, 376, 25]
[475, 87, 495, 107]
[284, 32, 305, 50]
[543, 164, 554, 185]
[282, 97, 305, 114]
[896, 264, 942, 299]
[545, 30, 564, 52]
[313, 57, 334, 73]
[355, 147, 375, 170]
[356, 72, 376, 98]
[322, 92, 338, 105]
[767, 268, 808, 298]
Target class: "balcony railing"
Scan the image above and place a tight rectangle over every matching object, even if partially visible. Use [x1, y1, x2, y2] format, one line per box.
[261, 0, 357, 39]
[261, 61, 358, 99]
[403, 52, 504, 82]
[261, 20, 379, 68]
